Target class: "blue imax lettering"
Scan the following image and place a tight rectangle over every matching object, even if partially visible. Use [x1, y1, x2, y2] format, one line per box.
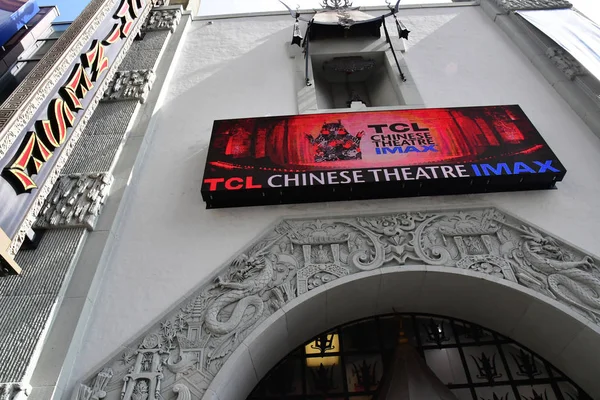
[375, 145, 437, 155]
[471, 160, 561, 176]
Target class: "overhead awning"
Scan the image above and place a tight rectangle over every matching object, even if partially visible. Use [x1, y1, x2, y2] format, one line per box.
[309, 10, 383, 40]
[516, 9, 600, 81]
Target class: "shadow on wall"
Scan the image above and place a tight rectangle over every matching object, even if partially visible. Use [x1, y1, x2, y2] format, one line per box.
[166, 19, 299, 114]
[400, 6, 559, 108]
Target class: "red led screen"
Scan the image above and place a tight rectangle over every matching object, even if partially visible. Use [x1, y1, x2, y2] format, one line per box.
[201, 105, 565, 208]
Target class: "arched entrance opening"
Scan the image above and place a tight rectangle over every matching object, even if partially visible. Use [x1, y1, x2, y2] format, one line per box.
[246, 313, 590, 400]
[203, 268, 600, 400]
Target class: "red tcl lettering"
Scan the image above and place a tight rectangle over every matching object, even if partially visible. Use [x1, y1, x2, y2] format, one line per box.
[204, 177, 262, 191]
[225, 177, 243, 190]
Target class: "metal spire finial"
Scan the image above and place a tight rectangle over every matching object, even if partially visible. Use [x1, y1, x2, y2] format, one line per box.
[320, 0, 353, 9]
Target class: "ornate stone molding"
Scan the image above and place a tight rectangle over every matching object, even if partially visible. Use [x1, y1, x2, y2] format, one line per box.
[102, 70, 156, 104]
[0, 0, 116, 159]
[153, 0, 171, 6]
[0, 383, 30, 400]
[34, 173, 113, 230]
[492, 0, 572, 12]
[75, 208, 600, 400]
[142, 8, 182, 33]
[71, 368, 112, 400]
[8, 2, 153, 256]
[173, 384, 192, 400]
[546, 47, 586, 80]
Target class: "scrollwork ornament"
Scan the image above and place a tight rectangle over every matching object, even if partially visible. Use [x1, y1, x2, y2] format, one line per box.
[413, 215, 454, 266]
[173, 383, 191, 400]
[344, 221, 387, 271]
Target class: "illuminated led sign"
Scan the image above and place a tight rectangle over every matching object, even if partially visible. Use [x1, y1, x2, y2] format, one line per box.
[201, 105, 565, 208]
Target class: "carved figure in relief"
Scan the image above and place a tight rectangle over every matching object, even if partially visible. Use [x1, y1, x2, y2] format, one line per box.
[518, 227, 600, 320]
[205, 255, 274, 336]
[142, 353, 152, 372]
[315, 245, 331, 263]
[132, 380, 149, 400]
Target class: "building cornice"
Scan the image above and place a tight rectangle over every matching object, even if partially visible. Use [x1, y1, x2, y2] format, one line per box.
[193, 1, 479, 22]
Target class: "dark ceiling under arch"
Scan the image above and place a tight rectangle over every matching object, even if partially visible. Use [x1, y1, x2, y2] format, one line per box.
[247, 313, 591, 400]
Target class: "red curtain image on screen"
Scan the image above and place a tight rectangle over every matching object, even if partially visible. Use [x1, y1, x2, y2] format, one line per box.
[206, 105, 558, 170]
[202, 105, 565, 206]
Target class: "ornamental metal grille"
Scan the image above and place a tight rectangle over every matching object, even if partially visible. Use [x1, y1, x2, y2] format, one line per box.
[247, 314, 590, 400]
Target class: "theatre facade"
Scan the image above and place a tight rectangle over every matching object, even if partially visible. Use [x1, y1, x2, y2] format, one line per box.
[1, 0, 600, 400]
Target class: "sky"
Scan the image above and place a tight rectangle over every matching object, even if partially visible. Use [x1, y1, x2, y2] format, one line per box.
[37, 0, 91, 22]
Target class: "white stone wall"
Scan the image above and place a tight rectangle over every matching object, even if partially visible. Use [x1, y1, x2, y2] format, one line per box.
[70, 4, 600, 392]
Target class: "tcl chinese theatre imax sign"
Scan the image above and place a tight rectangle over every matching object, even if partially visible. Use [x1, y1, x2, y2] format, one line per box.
[201, 105, 565, 208]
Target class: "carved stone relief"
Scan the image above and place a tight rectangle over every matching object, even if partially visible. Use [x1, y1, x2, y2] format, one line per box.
[34, 173, 113, 231]
[102, 70, 156, 104]
[546, 47, 586, 80]
[74, 208, 600, 400]
[492, 0, 572, 12]
[72, 368, 112, 400]
[142, 8, 182, 33]
[0, 383, 29, 400]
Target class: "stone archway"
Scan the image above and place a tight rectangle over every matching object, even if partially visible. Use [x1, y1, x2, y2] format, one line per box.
[73, 208, 600, 400]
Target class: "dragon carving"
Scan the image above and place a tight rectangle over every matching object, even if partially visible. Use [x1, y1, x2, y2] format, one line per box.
[518, 227, 600, 321]
[205, 255, 274, 337]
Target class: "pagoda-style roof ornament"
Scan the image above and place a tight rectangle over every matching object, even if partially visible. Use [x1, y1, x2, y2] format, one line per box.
[280, 0, 409, 85]
[279, 0, 402, 25]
